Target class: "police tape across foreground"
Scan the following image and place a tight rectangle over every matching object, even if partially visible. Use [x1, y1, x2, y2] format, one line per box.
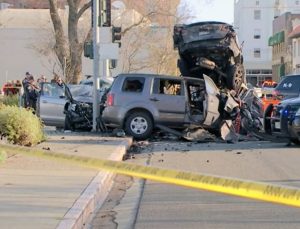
[1, 144, 300, 208]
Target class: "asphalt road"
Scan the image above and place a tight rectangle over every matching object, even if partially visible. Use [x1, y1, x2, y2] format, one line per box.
[89, 140, 300, 229]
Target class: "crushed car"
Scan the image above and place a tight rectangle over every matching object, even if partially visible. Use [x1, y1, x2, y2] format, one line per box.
[173, 21, 245, 91]
[101, 73, 262, 141]
[37, 79, 112, 130]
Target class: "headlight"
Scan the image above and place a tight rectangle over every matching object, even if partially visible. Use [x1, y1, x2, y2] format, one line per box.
[71, 103, 77, 111]
[296, 107, 300, 117]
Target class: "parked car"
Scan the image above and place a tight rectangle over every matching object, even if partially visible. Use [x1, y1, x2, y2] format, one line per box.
[263, 75, 300, 132]
[101, 73, 261, 140]
[37, 80, 112, 129]
[173, 21, 245, 91]
[264, 96, 300, 145]
[272, 75, 300, 100]
[80, 77, 113, 87]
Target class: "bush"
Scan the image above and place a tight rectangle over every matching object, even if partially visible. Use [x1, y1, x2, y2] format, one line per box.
[0, 105, 45, 146]
[0, 94, 20, 106]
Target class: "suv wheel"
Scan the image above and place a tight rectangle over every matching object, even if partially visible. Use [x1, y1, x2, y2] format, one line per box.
[64, 115, 74, 131]
[291, 139, 300, 145]
[227, 63, 245, 91]
[125, 112, 153, 140]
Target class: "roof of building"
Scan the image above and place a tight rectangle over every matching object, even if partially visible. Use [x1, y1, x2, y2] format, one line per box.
[289, 24, 300, 39]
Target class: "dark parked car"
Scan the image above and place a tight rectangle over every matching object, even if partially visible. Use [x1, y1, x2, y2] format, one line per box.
[272, 74, 300, 100]
[264, 97, 300, 145]
[173, 21, 245, 91]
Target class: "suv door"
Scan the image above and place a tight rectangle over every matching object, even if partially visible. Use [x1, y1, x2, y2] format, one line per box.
[202, 74, 220, 126]
[37, 82, 66, 127]
[150, 78, 186, 124]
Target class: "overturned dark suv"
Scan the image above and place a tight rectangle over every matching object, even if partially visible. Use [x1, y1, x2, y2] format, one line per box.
[173, 21, 245, 91]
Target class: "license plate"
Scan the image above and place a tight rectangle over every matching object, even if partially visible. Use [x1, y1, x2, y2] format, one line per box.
[275, 122, 280, 129]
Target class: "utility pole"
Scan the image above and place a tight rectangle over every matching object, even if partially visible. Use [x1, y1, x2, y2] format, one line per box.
[91, 0, 118, 131]
[92, 0, 100, 131]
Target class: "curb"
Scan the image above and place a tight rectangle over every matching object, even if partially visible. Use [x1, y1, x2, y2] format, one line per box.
[56, 138, 132, 229]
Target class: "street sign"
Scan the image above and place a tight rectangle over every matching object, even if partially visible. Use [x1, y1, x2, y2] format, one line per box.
[99, 43, 119, 60]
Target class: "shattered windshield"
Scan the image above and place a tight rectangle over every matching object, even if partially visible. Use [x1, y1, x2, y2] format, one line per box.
[69, 84, 93, 98]
[182, 23, 231, 43]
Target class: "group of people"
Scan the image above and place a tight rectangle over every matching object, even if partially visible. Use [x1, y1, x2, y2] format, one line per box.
[2, 80, 22, 96]
[22, 72, 63, 112]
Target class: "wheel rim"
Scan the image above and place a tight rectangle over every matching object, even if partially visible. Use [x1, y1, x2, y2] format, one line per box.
[233, 66, 244, 90]
[130, 116, 148, 135]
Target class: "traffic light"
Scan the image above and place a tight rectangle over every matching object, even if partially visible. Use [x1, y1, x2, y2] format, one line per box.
[84, 41, 93, 59]
[101, 0, 111, 27]
[112, 26, 122, 47]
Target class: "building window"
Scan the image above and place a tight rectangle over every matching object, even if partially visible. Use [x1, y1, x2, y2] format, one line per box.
[254, 48, 261, 58]
[256, 1, 259, 5]
[254, 29, 261, 39]
[254, 10, 261, 20]
[296, 0, 299, 5]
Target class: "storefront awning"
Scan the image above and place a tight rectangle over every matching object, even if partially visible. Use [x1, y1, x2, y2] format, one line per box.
[268, 31, 285, 46]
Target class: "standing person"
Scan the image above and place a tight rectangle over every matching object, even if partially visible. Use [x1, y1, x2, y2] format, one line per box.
[22, 72, 31, 108]
[26, 75, 39, 112]
[52, 74, 64, 87]
[37, 75, 47, 84]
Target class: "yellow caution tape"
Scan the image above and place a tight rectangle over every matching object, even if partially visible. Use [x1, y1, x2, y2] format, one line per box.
[1, 144, 300, 208]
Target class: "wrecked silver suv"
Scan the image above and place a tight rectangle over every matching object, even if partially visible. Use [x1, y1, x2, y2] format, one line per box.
[102, 73, 244, 140]
[173, 21, 245, 91]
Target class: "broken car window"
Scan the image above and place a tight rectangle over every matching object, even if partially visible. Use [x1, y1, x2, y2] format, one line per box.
[154, 79, 182, 96]
[122, 77, 145, 93]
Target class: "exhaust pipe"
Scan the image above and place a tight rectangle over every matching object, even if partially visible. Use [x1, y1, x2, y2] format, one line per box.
[199, 58, 216, 70]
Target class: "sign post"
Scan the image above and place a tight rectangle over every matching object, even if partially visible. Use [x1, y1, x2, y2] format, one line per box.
[92, 0, 100, 131]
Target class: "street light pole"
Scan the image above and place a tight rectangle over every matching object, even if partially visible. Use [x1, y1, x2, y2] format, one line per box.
[92, 0, 100, 131]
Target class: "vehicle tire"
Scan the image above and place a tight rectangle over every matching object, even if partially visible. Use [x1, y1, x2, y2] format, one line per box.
[264, 103, 273, 134]
[177, 59, 190, 76]
[64, 115, 74, 131]
[124, 112, 153, 140]
[226, 63, 245, 91]
[291, 139, 300, 145]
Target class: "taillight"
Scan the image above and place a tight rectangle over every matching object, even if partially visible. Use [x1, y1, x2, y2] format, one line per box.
[106, 93, 114, 106]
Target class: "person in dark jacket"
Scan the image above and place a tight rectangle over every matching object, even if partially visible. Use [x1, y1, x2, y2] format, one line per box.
[22, 72, 31, 108]
[26, 75, 39, 112]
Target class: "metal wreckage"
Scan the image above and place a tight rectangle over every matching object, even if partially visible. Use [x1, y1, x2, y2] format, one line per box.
[63, 21, 264, 142]
[157, 21, 264, 142]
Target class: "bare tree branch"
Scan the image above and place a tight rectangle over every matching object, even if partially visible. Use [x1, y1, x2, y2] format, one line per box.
[77, 1, 92, 19]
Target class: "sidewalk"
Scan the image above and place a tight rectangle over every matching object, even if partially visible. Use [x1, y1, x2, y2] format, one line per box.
[0, 131, 132, 229]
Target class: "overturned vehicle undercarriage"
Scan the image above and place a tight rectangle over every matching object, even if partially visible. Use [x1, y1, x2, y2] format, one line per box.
[173, 21, 246, 92]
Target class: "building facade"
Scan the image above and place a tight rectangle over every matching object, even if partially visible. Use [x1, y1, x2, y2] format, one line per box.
[234, 0, 300, 86]
[289, 24, 300, 74]
[270, 12, 300, 81]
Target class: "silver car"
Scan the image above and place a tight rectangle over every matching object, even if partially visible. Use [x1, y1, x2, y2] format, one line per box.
[102, 73, 221, 140]
[37, 78, 112, 128]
